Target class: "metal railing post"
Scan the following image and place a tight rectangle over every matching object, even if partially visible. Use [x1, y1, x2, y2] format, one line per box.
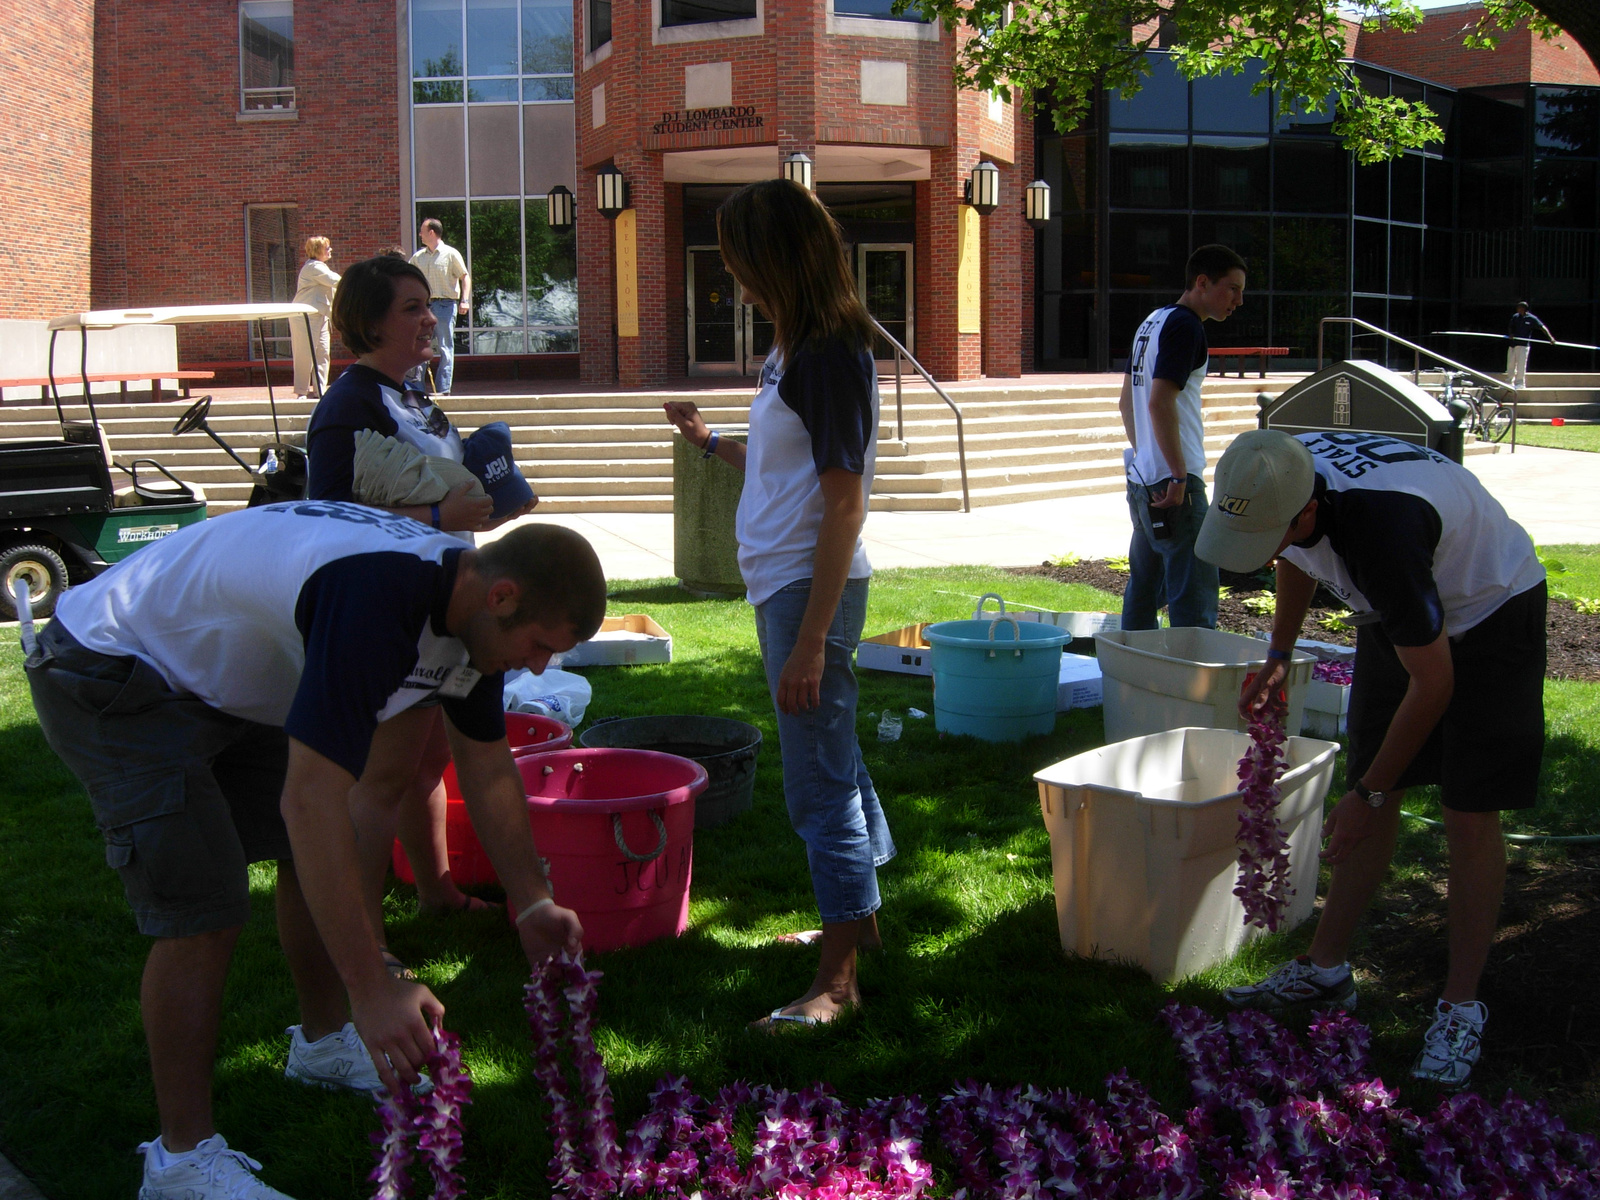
[894, 345, 904, 442]
[871, 318, 968, 513]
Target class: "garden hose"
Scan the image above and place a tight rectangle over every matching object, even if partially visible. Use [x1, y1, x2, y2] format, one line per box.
[1401, 809, 1600, 845]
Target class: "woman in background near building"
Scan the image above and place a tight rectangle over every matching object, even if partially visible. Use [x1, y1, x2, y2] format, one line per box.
[307, 256, 500, 978]
[663, 179, 893, 1029]
[290, 236, 340, 400]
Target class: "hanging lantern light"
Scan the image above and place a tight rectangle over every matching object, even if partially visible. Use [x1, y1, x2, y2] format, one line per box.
[546, 184, 575, 229]
[782, 152, 814, 191]
[596, 165, 627, 220]
[965, 160, 1000, 216]
[1024, 178, 1051, 229]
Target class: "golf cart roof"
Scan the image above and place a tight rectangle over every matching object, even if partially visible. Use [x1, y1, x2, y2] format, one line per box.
[47, 303, 318, 331]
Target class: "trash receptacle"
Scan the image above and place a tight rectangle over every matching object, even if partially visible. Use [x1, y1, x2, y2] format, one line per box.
[673, 427, 747, 597]
[1034, 727, 1338, 983]
[1094, 627, 1316, 742]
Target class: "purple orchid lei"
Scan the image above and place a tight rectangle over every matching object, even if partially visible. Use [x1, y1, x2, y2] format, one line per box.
[1235, 688, 1295, 932]
[1312, 660, 1354, 686]
[368, 1027, 474, 1200]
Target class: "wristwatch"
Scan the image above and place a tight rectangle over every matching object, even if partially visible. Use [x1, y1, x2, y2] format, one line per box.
[1353, 780, 1388, 809]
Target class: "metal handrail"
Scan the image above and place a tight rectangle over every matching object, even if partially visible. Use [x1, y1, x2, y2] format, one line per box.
[1317, 316, 1519, 452]
[872, 318, 970, 513]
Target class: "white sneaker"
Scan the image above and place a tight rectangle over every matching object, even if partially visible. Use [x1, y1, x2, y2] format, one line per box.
[138, 1134, 296, 1200]
[1411, 999, 1487, 1088]
[283, 1022, 431, 1096]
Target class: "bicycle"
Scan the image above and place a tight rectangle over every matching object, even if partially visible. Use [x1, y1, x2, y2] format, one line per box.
[1439, 371, 1513, 444]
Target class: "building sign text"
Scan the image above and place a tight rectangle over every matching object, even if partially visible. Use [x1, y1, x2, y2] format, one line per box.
[651, 106, 764, 136]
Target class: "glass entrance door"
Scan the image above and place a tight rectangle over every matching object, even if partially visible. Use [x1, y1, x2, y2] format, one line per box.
[687, 245, 773, 375]
[857, 243, 914, 363]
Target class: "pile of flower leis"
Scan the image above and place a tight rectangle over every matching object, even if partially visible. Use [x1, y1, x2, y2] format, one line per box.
[525, 952, 934, 1199]
[1235, 684, 1295, 931]
[1312, 659, 1354, 686]
[369, 1027, 474, 1200]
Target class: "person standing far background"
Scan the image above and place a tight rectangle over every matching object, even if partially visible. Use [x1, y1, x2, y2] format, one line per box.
[1505, 301, 1553, 391]
[408, 218, 470, 395]
[290, 237, 339, 401]
[1117, 243, 1246, 631]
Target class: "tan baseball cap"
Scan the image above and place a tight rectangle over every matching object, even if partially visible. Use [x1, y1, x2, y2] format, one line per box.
[1195, 430, 1317, 573]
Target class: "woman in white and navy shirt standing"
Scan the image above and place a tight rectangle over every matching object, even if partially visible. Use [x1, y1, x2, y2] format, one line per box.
[664, 179, 893, 1029]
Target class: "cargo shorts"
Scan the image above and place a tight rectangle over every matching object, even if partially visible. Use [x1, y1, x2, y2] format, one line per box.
[25, 620, 292, 938]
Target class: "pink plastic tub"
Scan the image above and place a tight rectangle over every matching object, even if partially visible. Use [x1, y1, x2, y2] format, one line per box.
[516, 748, 707, 953]
[390, 714, 575, 886]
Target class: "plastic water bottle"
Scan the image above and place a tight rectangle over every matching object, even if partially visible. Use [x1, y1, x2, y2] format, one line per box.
[877, 711, 902, 742]
[260, 447, 280, 475]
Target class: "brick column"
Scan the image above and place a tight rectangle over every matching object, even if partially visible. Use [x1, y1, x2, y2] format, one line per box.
[614, 151, 670, 388]
[577, 167, 617, 385]
[982, 157, 1023, 378]
[920, 147, 982, 381]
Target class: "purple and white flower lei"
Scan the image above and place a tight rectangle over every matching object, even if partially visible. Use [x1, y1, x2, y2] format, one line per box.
[1235, 688, 1295, 931]
[369, 1027, 474, 1200]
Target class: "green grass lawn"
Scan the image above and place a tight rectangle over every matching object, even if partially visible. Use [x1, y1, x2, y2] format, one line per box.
[2, 560, 1598, 1196]
[1509, 423, 1600, 453]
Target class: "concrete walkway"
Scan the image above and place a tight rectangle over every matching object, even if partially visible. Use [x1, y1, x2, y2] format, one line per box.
[496, 444, 1600, 583]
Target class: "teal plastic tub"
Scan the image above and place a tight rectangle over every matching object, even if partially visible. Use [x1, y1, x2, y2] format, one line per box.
[924, 614, 1069, 741]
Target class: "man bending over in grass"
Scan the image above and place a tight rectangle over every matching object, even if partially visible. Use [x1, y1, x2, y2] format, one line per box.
[26, 503, 603, 1200]
[1196, 429, 1546, 1090]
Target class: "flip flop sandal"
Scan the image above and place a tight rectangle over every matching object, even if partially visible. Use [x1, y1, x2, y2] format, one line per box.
[773, 929, 824, 947]
[379, 948, 417, 981]
[755, 1007, 823, 1030]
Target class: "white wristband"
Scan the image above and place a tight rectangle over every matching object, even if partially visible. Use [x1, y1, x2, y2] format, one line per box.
[514, 897, 555, 926]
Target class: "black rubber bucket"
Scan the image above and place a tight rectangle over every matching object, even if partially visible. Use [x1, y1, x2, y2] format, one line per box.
[579, 715, 762, 829]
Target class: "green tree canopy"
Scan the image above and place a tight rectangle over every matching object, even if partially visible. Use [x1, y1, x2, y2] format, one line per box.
[906, 0, 1595, 163]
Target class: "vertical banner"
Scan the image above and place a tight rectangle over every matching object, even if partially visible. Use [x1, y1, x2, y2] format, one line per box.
[615, 209, 639, 337]
[957, 205, 982, 334]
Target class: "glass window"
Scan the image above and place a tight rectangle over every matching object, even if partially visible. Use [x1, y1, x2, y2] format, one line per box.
[1390, 225, 1421, 296]
[415, 80, 466, 104]
[1109, 214, 1188, 289]
[1191, 63, 1268, 134]
[526, 199, 579, 334]
[523, 76, 575, 101]
[413, 0, 464, 79]
[1353, 219, 1387, 294]
[245, 205, 299, 358]
[467, 0, 519, 76]
[468, 79, 519, 102]
[1459, 91, 1525, 160]
[1273, 139, 1347, 213]
[1276, 89, 1337, 136]
[522, 0, 573, 72]
[1391, 153, 1422, 225]
[1192, 216, 1266, 283]
[1425, 158, 1453, 228]
[834, 0, 930, 19]
[1272, 294, 1346, 360]
[1039, 293, 1096, 367]
[1460, 161, 1522, 229]
[1423, 230, 1452, 294]
[240, 1, 294, 111]
[1425, 88, 1457, 156]
[1533, 160, 1597, 228]
[1109, 134, 1187, 208]
[468, 199, 524, 328]
[1109, 292, 1169, 362]
[1353, 161, 1386, 219]
[1273, 217, 1347, 293]
[661, 0, 757, 27]
[1109, 54, 1187, 131]
[589, 0, 612, 50]
[1192, 137, 1267, 210]
[1535, 88, 1599, 157]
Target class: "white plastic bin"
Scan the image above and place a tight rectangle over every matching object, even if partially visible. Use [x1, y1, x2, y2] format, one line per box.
[1095, 627, 1316, 743]
[1034, 727, 1338, 983]
[1301, 679, 1351, 738]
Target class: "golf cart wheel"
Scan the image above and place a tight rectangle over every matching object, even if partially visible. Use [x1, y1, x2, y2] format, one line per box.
[1487, 404, 1514, 443]
[0, 544, 68, 621]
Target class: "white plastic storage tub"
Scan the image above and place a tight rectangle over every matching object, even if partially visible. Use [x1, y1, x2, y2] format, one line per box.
[1034, 727, 1338, 983]
[1095, 627, 1316, 742]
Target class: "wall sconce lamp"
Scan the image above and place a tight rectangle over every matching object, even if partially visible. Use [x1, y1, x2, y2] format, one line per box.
[965, 160, 1000, 216]
[1024, 178, 1051, 229]
[596, 165, 627, 219]
[546, 184, 575, 229]
[782, 152, 814, 191]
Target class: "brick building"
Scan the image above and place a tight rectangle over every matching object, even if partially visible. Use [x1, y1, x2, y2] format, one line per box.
[2, 1, 1595, 382]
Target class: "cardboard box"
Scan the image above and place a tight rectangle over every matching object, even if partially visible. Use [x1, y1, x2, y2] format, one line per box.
[856, 623, 934, 676]
[1301, 678, 1351, 738]
[1058, 652, 1104, 710]
[1014, 609, 1121, 655]
[550, 614, 672, 668]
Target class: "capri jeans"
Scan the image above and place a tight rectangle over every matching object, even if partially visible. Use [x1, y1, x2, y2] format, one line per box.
[753, 576, 895, 924]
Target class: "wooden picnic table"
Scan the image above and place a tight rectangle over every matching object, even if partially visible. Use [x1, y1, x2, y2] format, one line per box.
[1208, 346, 1289, 378]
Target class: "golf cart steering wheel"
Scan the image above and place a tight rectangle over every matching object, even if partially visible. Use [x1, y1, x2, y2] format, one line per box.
[171, 395, 214, 437]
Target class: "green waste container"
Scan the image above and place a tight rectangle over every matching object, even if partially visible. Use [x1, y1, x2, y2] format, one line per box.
[673, 427, 746, 597]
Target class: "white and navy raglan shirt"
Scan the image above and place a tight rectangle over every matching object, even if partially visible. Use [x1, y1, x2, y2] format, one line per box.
[1280, 432, 1545, 645]
[306, 363, 465, 502]
[52, 502, 504, 777]
[1126, 303, 1209, 488]
[736, 335, 879, 606]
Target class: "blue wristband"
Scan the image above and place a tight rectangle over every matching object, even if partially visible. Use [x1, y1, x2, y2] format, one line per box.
[430, 503, 441, 529]
[1266, 647, 1291, 661]
[701, 429, 720, 459]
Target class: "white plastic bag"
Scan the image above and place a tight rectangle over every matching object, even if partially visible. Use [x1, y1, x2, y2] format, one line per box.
[503, 666, 592, 724]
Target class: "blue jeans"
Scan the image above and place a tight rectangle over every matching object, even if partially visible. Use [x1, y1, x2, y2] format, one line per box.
[753, 577, 895, 924]
[1123, 474, 1219, 630]
[407, 299, 459, 394]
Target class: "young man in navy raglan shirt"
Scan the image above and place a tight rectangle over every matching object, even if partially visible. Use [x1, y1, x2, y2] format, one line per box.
[1117, 243, 1247, 630]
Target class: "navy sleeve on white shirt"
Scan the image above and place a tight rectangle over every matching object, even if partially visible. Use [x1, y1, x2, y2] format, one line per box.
[1329, 490, 1446, 646]
[1149, 307, 1208, 388]
[776, 338, 875, 477]
[305, 366, 400, 502]
[442, 676, 507, 744]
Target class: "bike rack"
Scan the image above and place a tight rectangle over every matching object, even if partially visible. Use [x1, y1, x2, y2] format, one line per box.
[1318, 316, 1518, 452]
[873, 318, 970, 513]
